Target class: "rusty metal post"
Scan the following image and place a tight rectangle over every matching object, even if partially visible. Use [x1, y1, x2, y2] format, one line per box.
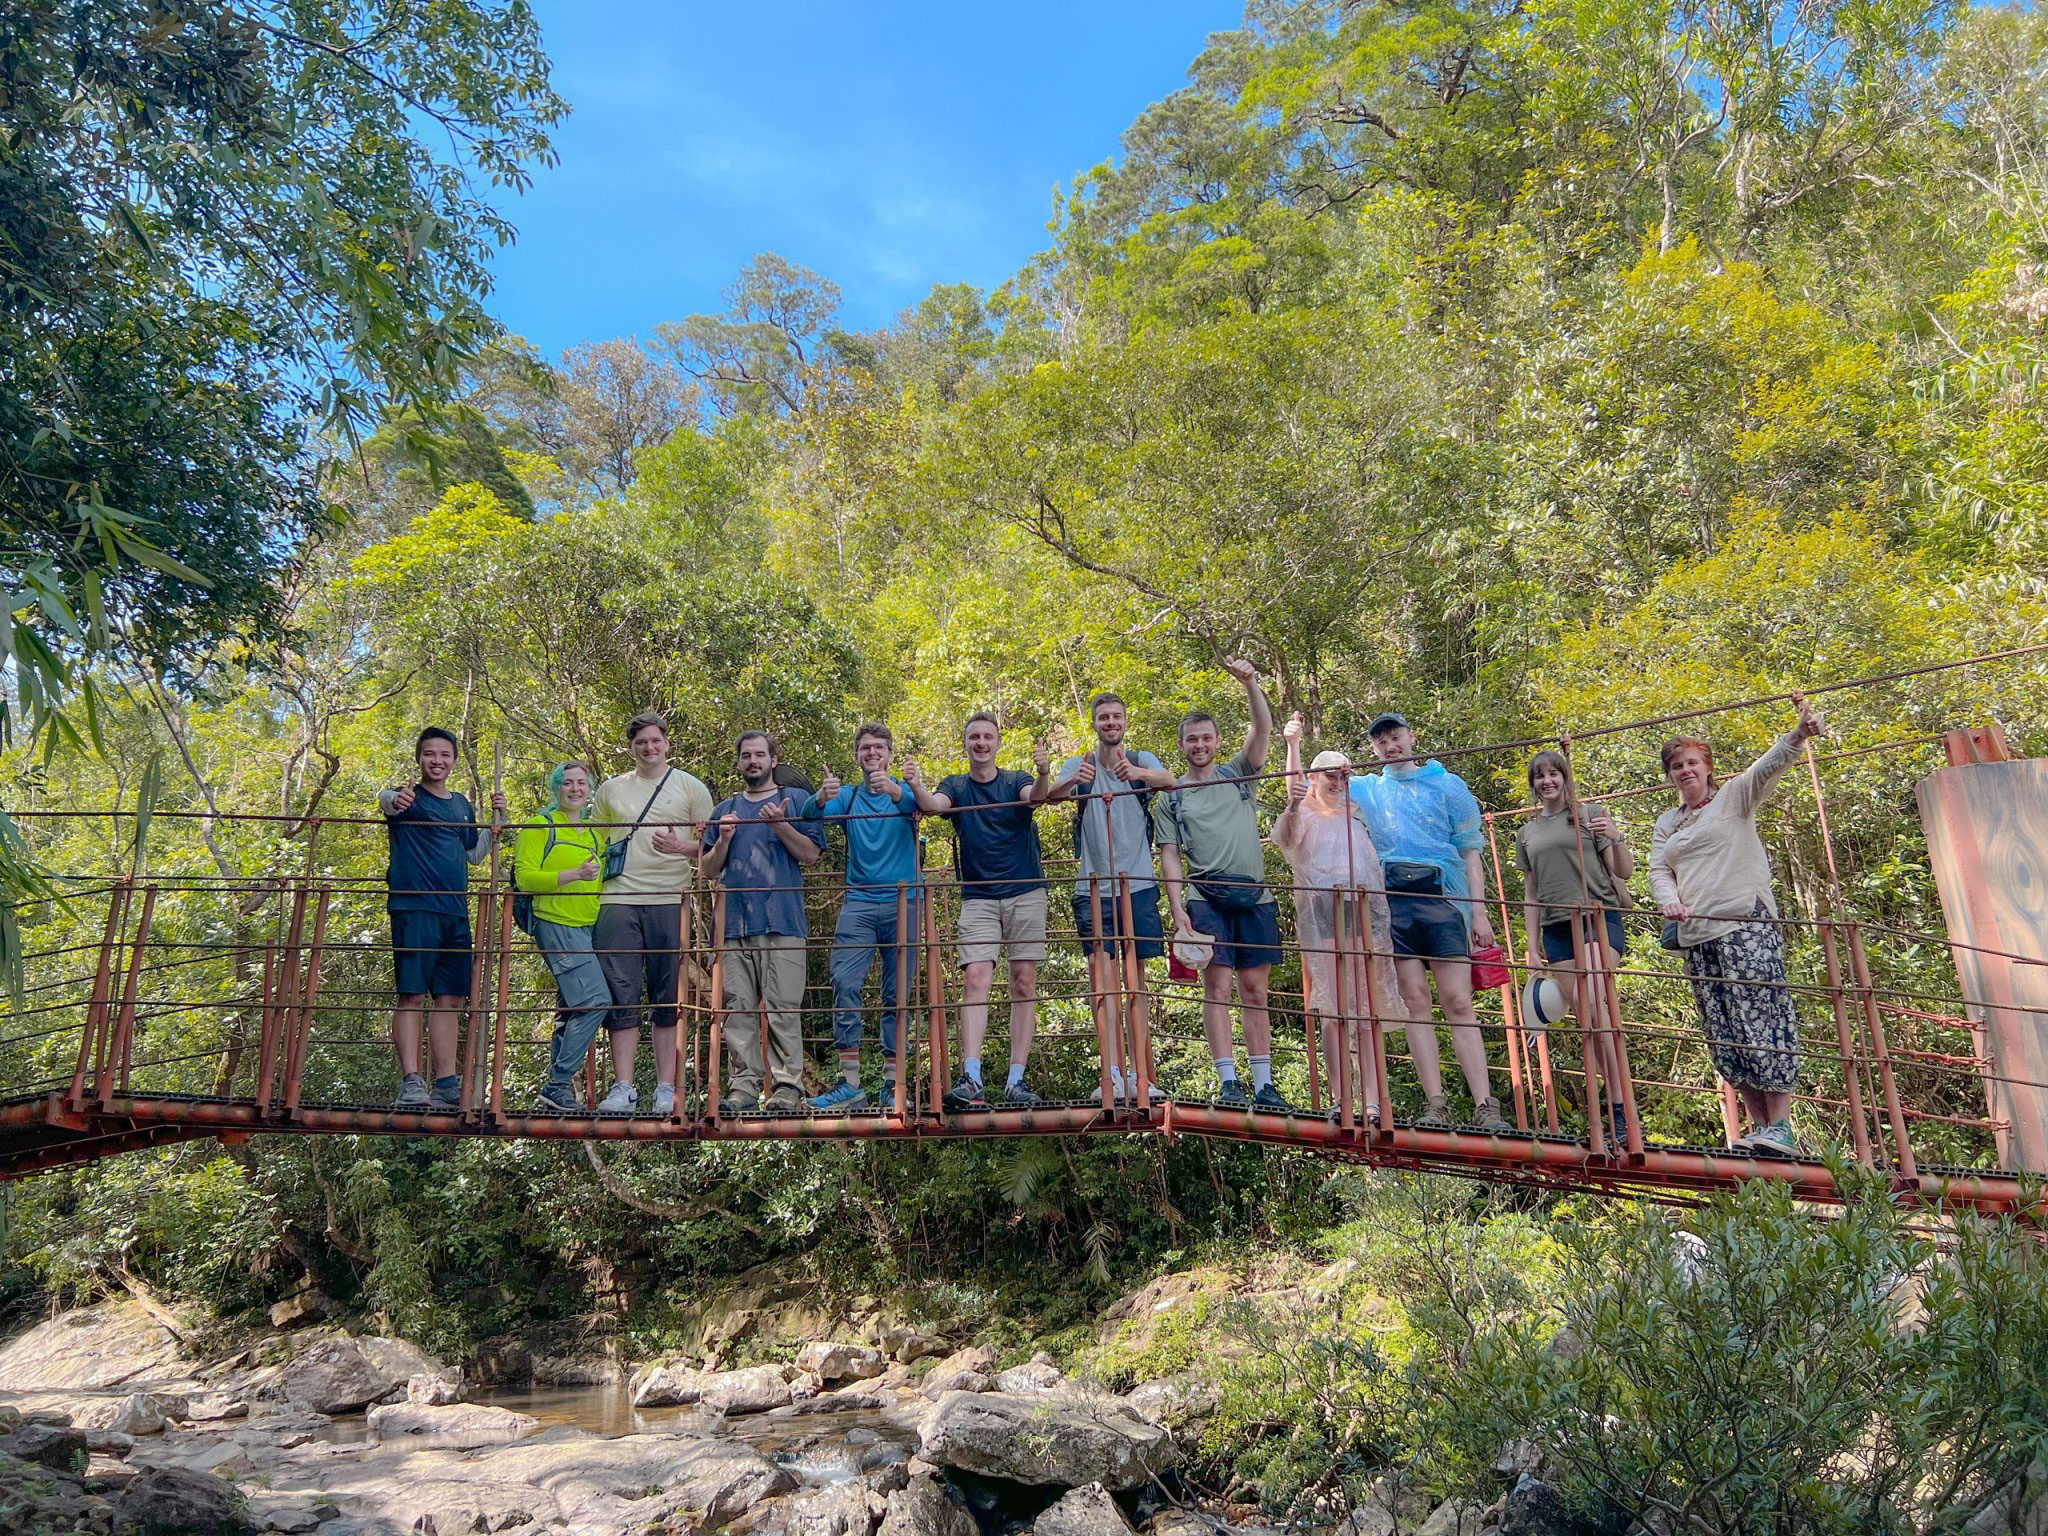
[488, 884, 514, 1120]
[1483, 815, 1533, 1134]
[1088, 877, 1115, 1112]
[69, 884, 130, 1110]
[924, 883, 948, 1119]
[674, 889, 694, 1122]
[894, 881, 912, 1128]
[1330, 887, 1354, 1134]
[281, 887, 331, 1117]
[707, 888, 728, 1123]
[1565, 910, 1608, 1157]
[1299, 880, 1324, 1113]
[99, 886, 157, 1107]
[1357, 885, 1392, 1139]
[459, 887, 490, 1119]
[1117, 875, 1155, 1115]
[1847, 922, 1918, 1178]
[1818, 918, 1876, 1168]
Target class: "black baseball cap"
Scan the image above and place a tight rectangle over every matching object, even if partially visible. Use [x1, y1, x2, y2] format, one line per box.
[1368, 712, 1410, 736]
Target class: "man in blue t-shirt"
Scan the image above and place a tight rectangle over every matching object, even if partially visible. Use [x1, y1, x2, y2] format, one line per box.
[379, 726, 507, 1110]
[700, 730, 825, 1114]
[1348, 711, 1509, 1134]
[904, 713, 1054, 1112]
[806, 723, 921, 1112]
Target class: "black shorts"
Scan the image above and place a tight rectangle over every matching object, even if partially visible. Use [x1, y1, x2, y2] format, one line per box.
[1541, 910, 1628, 964]
[1187, 898, 1283, 972]
[390, 908, 473, 998]
[1073, 885, 1165, 959]
[1387, 892, 1468, 960]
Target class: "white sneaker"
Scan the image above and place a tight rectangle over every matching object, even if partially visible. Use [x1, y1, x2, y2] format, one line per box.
[597, 1080, 638, 1113]
[651, 1083, 676, 1116]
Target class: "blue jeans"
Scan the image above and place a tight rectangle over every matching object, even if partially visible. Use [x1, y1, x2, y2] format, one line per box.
[830, 899, 920, 1057]
[536, 919, 614, 1091]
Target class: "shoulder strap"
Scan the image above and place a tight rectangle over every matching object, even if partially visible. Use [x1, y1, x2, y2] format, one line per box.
[618, 768, 673, 844]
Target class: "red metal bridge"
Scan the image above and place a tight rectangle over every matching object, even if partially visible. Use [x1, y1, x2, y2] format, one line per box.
[4, 676, 2046, 1216]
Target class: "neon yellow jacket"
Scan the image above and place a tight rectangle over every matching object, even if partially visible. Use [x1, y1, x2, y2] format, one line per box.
[513, 812, 608, 928]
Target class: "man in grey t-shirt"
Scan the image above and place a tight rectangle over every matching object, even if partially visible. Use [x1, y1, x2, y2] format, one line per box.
[1047, 692, 1176, 1104]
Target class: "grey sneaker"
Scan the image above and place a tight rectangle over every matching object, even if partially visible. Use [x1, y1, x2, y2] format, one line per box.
[1748, 1119, 1798, 1157]
[718, 1093, 757, 1117]
[1003, 1080, 1043, 1108]
[427, 1077, 462, 1112]
[395, 1072, 430, 1108]
[536, 1082, 578, 1113]
[1413, 1094, 1452, 1129]
[597, 1080, 637, 1113]
[1470, 1098, 1513, 1135]
[651, 1083, 677, 1116]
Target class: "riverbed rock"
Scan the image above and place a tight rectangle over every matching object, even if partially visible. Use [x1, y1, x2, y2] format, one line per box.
[530, 1352, 620, 1388]
[404, 1372, 463, 1406]
[920, 1347, 994, 1398]
[278, 1336, 438, 1415]
[784, 1387, 885, 1416]
[0, 1302, 188, 1393]
[916, 1390, 1178, 1492]
[742, 1478, 885, 1536]
[0, 1449, 116, 1532]
[114, 1465, 251, 1535]
[1496, 1475, 1578, 1536]
[630, 1360, 710, 1408]
[268, 1291, 332, 1331]
[994, 1353, 1064, 1394]
[875, 1327, 949, 1365]
[703, 1364, 795, 1415]
[471, 1429, 797, 1528]
[0, 1421, 89, 1474]
[1034, 1483, 1135, 1536]
[0, 1406, 18, 1433]
[796, 1341, 888, 1383]
[1120, 1377, 1218, 1440]
[183, 1393, 248, 1423]
[365, 1401, 538, 1444]
[73, 1392, 185, 1436]
[1415, 1498, 1490, 1536]
[85, 1429, 136, 1458]
[877, 1472, 976, 1536]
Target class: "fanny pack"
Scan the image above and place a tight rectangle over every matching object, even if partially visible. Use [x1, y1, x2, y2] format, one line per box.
[1383, 860, 1445, 896]
[1194, 873, 1267, 912]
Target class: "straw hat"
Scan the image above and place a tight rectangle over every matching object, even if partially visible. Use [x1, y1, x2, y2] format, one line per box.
[1170, 928, 1214, 972]
[1309, 749, 1351, 772]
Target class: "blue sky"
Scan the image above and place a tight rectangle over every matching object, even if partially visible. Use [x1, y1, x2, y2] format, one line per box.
[485, 2, 1243, 355]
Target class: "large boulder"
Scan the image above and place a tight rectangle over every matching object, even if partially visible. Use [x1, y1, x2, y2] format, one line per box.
[877, 1472, 977, 1536]
[278, 1336, 438, 1414]
[267, 1291, 331, 1330]
[742, 1479, 885, 1536]
[404, 1372, 463, 1406]
[630, 1359, 711, 1408]
[796, 1341, 888, 1383]
[994, 1353, 1064, 1394]
[1496, 1475, 1581, 1536]
[73, 1392, 185, 1436]
[0, 1302, 188, 1392]
[1034, 1483, 1135, 1536]
[365, 1400, 538, 1445]
[1120, 1377, 1218, 1440]
[473, 1430, 797, 1528]
[703, 1364, 795, 1415]
[921, 1347, 995, 1399]
[113, 1465, 251, 1535]
[876, 1326, 950, 1365]
[1415, 1499, 1490, 1536]
[0, 1449, 117, 1532]
[917, 1390, 1178, 1492]
[0, 1421, 88, 1474]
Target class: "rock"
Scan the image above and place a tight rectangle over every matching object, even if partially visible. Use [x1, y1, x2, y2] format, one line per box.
[878, 1472, 976, 1536]
[876, 1327, 950, 1365]
[784, 1388, 885, 1415]
[0, 1448, 118, 1531]
[744, 1478, 883, 1536]
[995, 1353, 1065, 1394]
[471, 1338, 533, 1387]
[279, 1336, 439, 1415]
[0, 1302, 189, 1392]
[373, 1477, 552, 1535]
[921, 1347, 995, 1398]
[170, 1439, 254, 1479]
[1035, 1483, 1135, 1536]
[0, 1421, 89, 1474]
[1415, 1499, 1489, 1536]
[405, 1372, 464, 1406]
[366, 1400, 538, 1445]
[252, 1504, 323, 1534]
[1120, 1378, 1219, 1437]
[1337, 1480, 1434, 1536]
[1497, 1475, 1580, 1536]
[917, 1390, 1178, 1492]
[796, 1341, 888, 1383]
[447, 1429, 796, 1529]
[0, 1406, 17, 1432]
[114, 1465, 251, 1534]
[529, 1353, 619, 1387]
[630, 1360, 710, 1408]
[22, 1409, 74, 1426]
[1493, 1439, 1551, 1482]
[184, 1393, 249, 1422]
[869, 1462, 912, 1496]
[268, 1291, 332, 1330]
[74, 1391, 185, 1435]
[86, 1429, 137, 1457]
[1962, 1449, 2048, 1535]
[704, 1364, 795, 1415]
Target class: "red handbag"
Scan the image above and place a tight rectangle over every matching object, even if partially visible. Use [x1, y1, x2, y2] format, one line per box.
[1468, 944, 1512, 991]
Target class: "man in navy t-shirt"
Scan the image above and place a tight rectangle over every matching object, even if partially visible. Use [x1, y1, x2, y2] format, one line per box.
[904, 713, 1053, 1112]
[379, 727, 506, 1110]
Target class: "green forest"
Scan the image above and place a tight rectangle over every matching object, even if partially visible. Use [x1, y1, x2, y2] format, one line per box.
[6, 1, 2048, 1528]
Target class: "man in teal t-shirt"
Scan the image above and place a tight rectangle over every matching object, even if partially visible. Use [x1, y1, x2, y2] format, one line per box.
[807, 724, 921, 1111]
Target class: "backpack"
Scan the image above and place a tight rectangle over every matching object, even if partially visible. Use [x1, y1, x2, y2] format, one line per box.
[511, 820, 560, 937]
[1070, 753, 1157, 862]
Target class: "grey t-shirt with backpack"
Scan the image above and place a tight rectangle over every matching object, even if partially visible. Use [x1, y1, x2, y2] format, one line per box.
[1057, 750, 1165, 893]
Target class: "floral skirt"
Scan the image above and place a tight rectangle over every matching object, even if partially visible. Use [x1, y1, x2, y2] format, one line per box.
[1683, 899, 1801, 1093]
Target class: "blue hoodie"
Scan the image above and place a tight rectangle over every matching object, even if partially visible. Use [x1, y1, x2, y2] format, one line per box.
[1349, 760, 1485, 928]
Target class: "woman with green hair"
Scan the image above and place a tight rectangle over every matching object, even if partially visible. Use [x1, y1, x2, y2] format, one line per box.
[515, 762, 613, 1112]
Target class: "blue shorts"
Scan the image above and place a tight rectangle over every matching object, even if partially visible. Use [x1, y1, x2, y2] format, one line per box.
[391, 908, 473, 998]
[1541, 910, 1629, 965]
[1073, 885, 1165, 959]
[1388, 893, 1468, 960]
[1187, 898, 1282, 972]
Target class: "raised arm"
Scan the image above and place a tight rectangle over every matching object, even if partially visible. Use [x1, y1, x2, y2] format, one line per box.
[1726, 695, 1826, 819]
[1024, 741, 1054, 805]
[1272, 713, 1307, 852]
[1225, 656, 1273, 770]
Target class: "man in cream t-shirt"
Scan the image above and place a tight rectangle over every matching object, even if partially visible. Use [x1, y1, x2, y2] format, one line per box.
[591, 710, 713, 1115]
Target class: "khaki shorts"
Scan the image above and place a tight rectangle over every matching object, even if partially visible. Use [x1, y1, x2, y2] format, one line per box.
[957, 888, 1048, 966]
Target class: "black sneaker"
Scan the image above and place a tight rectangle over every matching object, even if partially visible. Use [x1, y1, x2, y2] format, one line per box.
[717, 1094, 757, 1117]
[1002, 1080, 1043, 1109]
[942, 1075, 989, 1113]
[1251, 1083, 1294, 1115]
[427, 1079, 463, 1112]
[535, 1083, 578, 1114]
[1217, 1078, 1249, 1107]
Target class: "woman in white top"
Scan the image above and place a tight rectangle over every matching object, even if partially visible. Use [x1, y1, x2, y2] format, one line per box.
[1273, 714, 1403, 1126]
[1649, 695, 1825, 1156]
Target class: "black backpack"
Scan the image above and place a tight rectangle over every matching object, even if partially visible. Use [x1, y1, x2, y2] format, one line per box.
[1070, 754, 1157, 862]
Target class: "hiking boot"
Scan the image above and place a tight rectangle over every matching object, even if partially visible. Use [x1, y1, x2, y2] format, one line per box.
[427, 1076, 463, 1112]
[597, 1080, 637, 1114]
[1413, 1095, 1453, 1130]
[1251, 1083, 1295, 1115]
[1747, 1119, 1798, 1158]
[394, 1072, 430, 1109]
[1003, 1080, 1043, 1109]
[942, 1075, 989, 1113]
[536, 1082, 578, 1113]
[651, 1082, 677, 1117]
[1470, 1098, 1513, 1135]
[717, 1093, 757, 1117]
[1217, 1078, 1250, 1107]
[811, 1080, 868, 1112]
[766, 1086, 806, 1113]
